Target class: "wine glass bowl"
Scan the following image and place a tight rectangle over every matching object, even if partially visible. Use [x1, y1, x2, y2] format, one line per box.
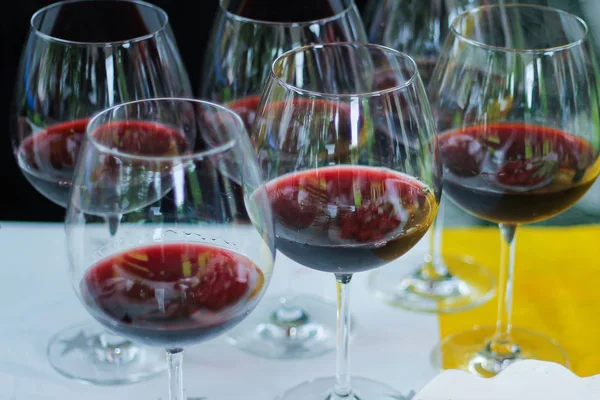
[201, 0, 366, 104]
[363, 0, 450, 84]
[428, 4, 600, 376]
[254, 42, 441, 400]
[200, 0, 368, 360]
[364, 0, 496, 315]
[66, 98, 275, 399]
[10, 0, 192, 384]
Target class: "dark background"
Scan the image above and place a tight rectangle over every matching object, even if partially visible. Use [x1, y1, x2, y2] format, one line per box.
[0, 0, 370, 222]
[3, 0, 597, 227]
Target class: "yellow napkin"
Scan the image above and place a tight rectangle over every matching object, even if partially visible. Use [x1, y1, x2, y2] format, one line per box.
[439, 226, 600, 377]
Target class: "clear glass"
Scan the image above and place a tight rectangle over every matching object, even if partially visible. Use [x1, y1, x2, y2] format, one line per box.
[428, 4, 600, 376]
[364, 0, 495, 314]
[255, 43, 441, 399]
[10, 0, 192, 384]
[65, 98, 275, 399]
[200, 0, 367, 359]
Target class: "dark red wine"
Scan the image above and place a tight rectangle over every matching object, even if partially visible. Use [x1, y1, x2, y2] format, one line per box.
[225, 0, 347, 23]
[18, 120, 187, 208]
[17, 119, 88, 207]
[226, 95, 261, 134]
[81, 243, 265, 347]
[90, 121, 188, 157]
[440, 123, 599, 224]
[266, 166, 437, 274]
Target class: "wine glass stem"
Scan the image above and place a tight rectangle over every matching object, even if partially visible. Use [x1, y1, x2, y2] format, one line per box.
[491, 224, 517, 354]
[167, 348, 184, 400]
[422, 196, 450, 278]
[431, 197, 448, 273]
[334, 273, 352, 399]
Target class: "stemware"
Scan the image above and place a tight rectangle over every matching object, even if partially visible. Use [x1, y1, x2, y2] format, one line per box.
[65, 97, 275, 399]
[428, 4, 600, 376]
[364, 0, 495, 313]
[10, 0, 191, 384]
[254, 42, 441, 399]
[200, 0, 368, 359]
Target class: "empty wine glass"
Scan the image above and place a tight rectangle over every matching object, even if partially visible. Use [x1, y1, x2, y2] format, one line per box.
[254, 42, 441, 399]
[10, 0, 191, 384]
[199, 0, 368, 359]
[65, 97, 275, 399]
[428, 4, 600, 376]
[363, 0, 495, 314]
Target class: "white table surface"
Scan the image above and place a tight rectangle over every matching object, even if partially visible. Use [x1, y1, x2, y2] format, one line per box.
[0, 221, 440, 399]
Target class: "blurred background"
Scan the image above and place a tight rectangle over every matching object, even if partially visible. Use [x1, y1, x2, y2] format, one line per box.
[2, 0, 599, 225]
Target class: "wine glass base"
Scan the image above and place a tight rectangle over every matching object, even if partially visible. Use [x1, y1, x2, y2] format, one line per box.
[226, 294, 346, 359]
[369, 255, 495, 313]
[47, 320, 166, 385]
[430, 325, 569, 377]
[275, 377, 409, 400]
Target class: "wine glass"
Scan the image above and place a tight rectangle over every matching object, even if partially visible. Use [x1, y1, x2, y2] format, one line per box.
[199, 0, 368, 359]
[254, 42, 441, 399]
[363, 0, 495, 313]
[428, 4, 600, 376]
[65, 97, 275, 400]
[10, 0, 192, 384]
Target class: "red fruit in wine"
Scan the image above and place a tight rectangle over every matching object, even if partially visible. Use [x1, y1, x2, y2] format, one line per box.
[496, 159, 553, 187]
[441, 133, 484, 177]
[270, 183, 323, 229]
[192, 256, 252, 311]
[338, 201, 401, 242]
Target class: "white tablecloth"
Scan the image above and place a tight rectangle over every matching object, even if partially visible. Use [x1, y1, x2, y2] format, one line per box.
[0, 221, 439, 399]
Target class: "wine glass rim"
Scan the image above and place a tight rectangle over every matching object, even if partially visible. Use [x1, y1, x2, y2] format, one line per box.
[450, 4, 589, 53]
[269, 42, 419, 98]
[86, 97, 243, 162]
[219, 0, 356, 27]
[30, 0, 170, 47]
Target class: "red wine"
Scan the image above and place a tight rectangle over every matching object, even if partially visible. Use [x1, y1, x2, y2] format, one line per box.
[440, 123, 599, 224]
[225, 0, 347, 23]
[90, 121, 188, 157]
[266, 166, 437, 274]
[18, 120, 187, 208]
[226, 95, 261, 134]
[81, 243, 265, 347]
[17, 119, 88, 207]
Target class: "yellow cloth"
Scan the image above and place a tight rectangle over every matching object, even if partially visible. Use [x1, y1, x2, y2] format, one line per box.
[439, 225, 600, 377]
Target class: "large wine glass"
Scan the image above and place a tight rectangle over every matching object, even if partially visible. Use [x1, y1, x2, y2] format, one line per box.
[428, 4, 600, 376]
[10, 0, 191, 384]
[200, 0, 368, 359]
[254, 43, 441, 399]
[364, 0, 495, 314]
[65, 97, 275, 400]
